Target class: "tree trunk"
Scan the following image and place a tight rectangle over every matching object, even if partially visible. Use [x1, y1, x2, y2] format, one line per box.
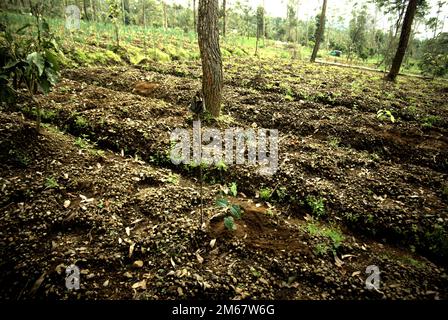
[310, 0, 327, 62]
[386, 0, 418, 81]
[262, 0, 266, 45]
[193, 0, 196, 32]
[122, 0, 130, 25]
[162, 1, 168, 30]
[286, 4, 291, 41]
[198, 0, 223, 118]
[222, 0, 226, 37]
[143, 0, 147, 52]
[255, 23, 260, 57]
[83, 0, 89, 21]
[91, 0, 96, 22]
[304, 18, 309, 46]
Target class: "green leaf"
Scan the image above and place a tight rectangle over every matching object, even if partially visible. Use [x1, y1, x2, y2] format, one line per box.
[38, 78, 50, 94]
[224, 216, 236, 231]
[50, 39, 59, 51]
[26, 52, 45, 76]
[229, 205, 242, 219]
[216, 198, 229, 208]
[44, 50, 59, 69]
[230, 182, 237, 197]
[45, 67, 58, 85]
[41, 20, 50, 33]
[3, 60, 19, 70]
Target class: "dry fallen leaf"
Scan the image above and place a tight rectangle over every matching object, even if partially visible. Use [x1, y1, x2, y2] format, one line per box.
[352, 271, 361, 277]
[131, 279, 146, 290]
[63, 200, 71, 208]
[209, 239, 216, 248]
[177, 268, 188, 278]
[129, 243, 135, 258]
[170, 257, 176, 268]
[334, 255, 344, 267]
[196, 252, 204, 264]
[133, 260, 144, 268]
[125, 227, 131, 236]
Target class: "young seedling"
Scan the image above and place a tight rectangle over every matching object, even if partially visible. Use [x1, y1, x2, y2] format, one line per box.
[259, 188, 272, 201]
[377, 109, 396, 123]
[306, 195, 326, 218]
[229, 182, 238, 197]
[216, 198, 243, 231]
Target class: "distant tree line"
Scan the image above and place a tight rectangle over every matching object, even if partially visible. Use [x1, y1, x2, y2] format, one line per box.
[0, 0, 446, 78]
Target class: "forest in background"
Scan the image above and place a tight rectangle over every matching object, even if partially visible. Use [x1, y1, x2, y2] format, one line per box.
[0, 0, 447, 78]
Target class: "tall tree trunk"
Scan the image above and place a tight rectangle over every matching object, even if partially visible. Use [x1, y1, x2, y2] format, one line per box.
[394, 4, 407, 37]
[222, 0, 226, 37]
[286, 4, 291, 41]
[304, 18, 309, 46]
[83, 0, 89, 21]
[386, 0, 418, 81]
[91, 0, 96, 22]
[255, 6, 263, 56]
[262, 0, 266, 45]
[193, 0, 197, 32]
[162, 1, 168, 30]
[122, 0, 130, 25]
[198, 0, 223, 118]
[310, 0, 327, 62]
[143, 0, 147, 52]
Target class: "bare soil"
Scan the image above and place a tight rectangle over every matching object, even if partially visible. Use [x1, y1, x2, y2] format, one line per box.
[1, 57, 447, 300]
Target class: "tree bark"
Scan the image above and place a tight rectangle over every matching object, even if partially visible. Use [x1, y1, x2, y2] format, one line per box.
[143, 0, 147, 52]
[198, 0, 223, 118]
[222, 0, 226, 37]
[263, 0, 266, 44]
[91, 0, 96, 22]
[193, 0, 197, 32]
[83, 0, 89, 21]
[123, 0, 130, 25]
[386, 0, 418, 81]
[162, 1, 168, 30]
[310, 0, 327, 62]
[255, 6, 263, 56]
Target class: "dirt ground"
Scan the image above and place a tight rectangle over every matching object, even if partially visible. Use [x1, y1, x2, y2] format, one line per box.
[0, 57, 447, 300]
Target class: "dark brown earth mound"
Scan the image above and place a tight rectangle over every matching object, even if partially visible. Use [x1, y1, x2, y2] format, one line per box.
[1, 58, 447, 300]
